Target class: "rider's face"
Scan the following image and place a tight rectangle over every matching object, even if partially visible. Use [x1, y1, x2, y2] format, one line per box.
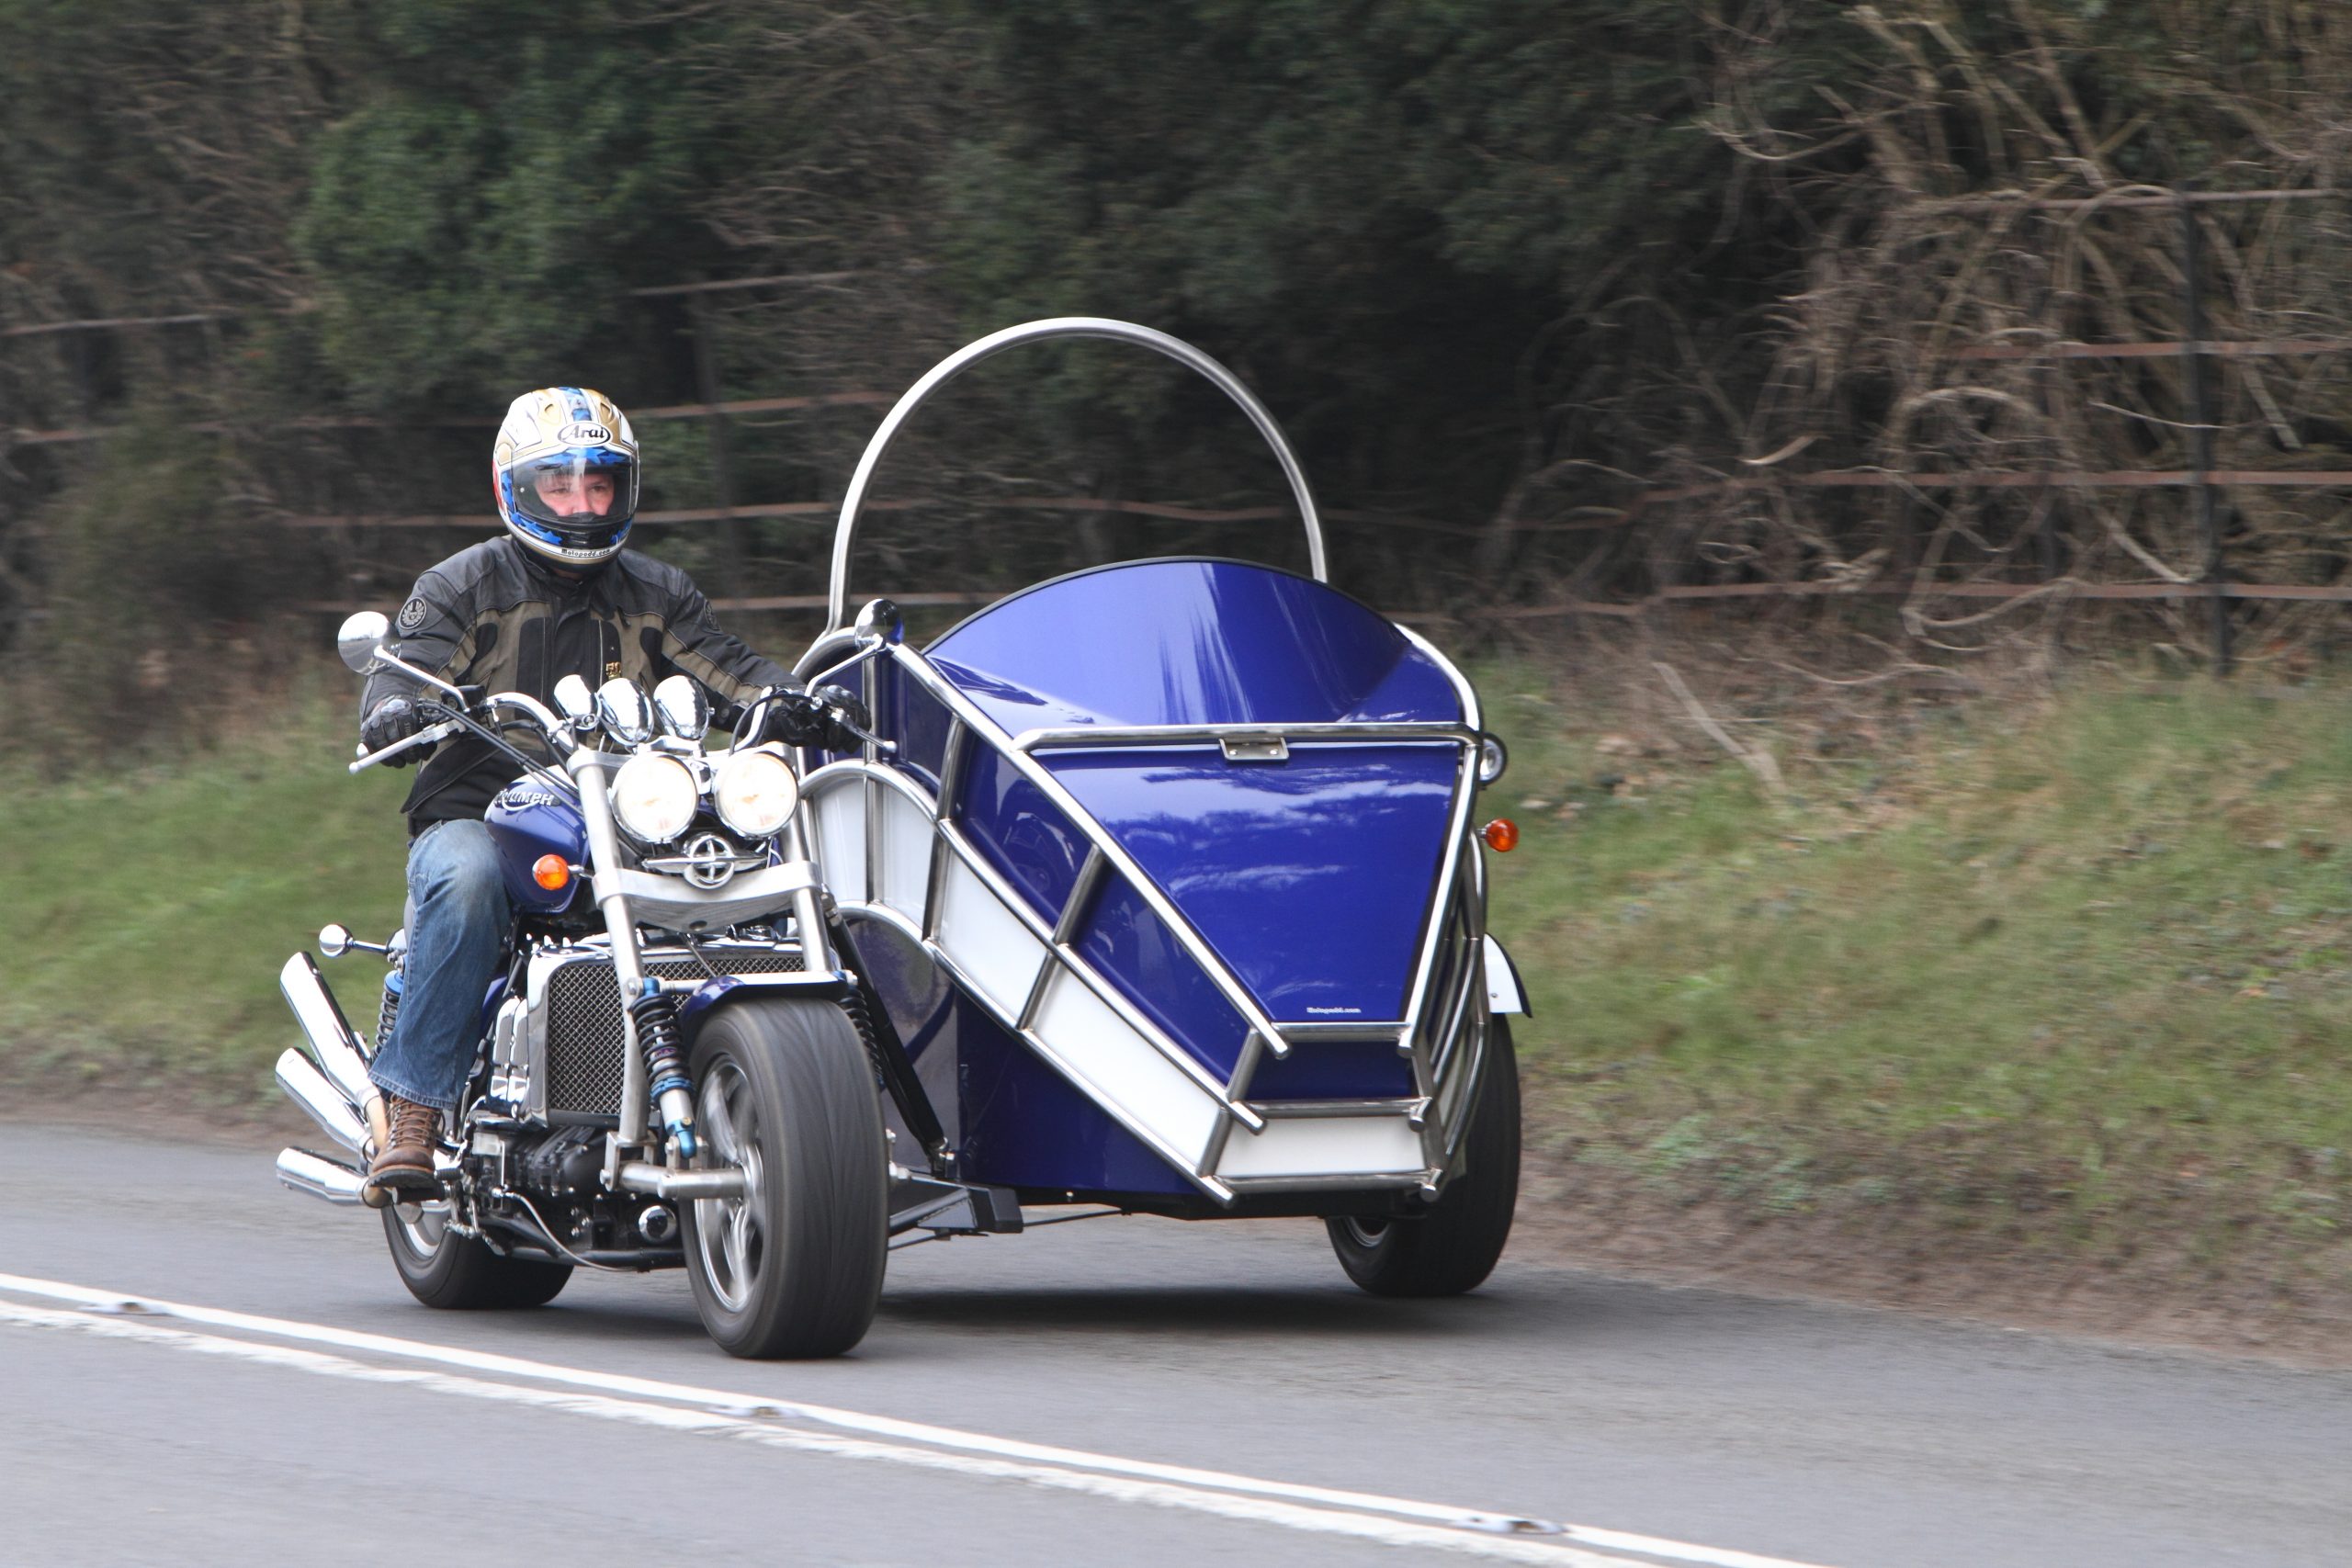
[534, 470, 617, 518]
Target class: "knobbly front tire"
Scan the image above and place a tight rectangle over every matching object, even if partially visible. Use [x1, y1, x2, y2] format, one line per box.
[680, 997, 888, 1359]
[383, 1202, 572, 1310]
[1326, 1017, 1520, 1297]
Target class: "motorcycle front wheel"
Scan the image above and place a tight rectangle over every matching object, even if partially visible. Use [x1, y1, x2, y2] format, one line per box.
[383, 1200, 572, 1310]
[681, 997, 888, 1359]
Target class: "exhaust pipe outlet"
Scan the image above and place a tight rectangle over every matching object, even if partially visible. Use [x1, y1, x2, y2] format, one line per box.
[638, 1204, 678, 1245]
[278, 953, 376, 1109]
[277, 1146, 368, 1205]
[277, 1048, 367, 1155]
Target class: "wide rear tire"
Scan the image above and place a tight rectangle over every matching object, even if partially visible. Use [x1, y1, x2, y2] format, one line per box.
[1326, 1017, 1520, 1297]
[383, 1202, 572, 1310]
[680, 998, 888, 1359]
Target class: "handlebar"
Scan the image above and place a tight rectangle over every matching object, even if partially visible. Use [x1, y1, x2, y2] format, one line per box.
[349, 718, 462, 774]
[729, 684, 893, 757]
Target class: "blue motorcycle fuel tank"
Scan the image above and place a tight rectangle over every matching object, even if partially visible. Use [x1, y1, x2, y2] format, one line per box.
[484, 779, 586, 914]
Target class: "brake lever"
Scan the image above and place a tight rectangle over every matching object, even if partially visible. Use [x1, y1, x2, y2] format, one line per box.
[831, 713, 897, 756]
[349, 718, 460, 774]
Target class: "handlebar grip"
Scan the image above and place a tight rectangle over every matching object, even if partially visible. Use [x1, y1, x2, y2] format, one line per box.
[348, 718, 459, 774]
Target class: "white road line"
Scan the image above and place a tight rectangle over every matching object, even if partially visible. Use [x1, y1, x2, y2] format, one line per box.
[0, 1272, 1838, 1568]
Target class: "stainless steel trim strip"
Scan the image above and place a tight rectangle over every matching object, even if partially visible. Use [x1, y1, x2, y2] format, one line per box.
[937, 718, 968, 823]
[1198, 1100, 1240, 1178]
[1225, 1028, 1269, 1100]
[1242, 1097, 1430, 1121]
[1275, 1021, 1408, 1043]
[1219, 1171, 1435, 1194]
[1055, 847, 1108, 944]
[826, 318, 1328, 630]
[1011, 722, 1474, 752]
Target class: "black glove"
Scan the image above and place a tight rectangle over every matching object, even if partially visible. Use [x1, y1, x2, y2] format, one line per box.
[759, 683, 869, 752]
[813, 683, 871, 741]
[360, 697, 428, 766]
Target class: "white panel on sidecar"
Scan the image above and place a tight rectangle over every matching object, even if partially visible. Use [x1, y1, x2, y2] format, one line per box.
[876, 784, 933, 926]
[1217, 1116, 1425, 1179]
[807, 775, 868, 906]
[1483, 934, 1528, 1015]
[1028, 963, 1224, 1165]
[935, 854, 1047, 1018]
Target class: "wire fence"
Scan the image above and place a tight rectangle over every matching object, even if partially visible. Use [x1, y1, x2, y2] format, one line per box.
[7, 190, 2352, 656]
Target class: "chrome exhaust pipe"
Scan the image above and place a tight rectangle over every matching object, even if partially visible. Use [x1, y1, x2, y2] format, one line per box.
[277, 1146, 368, 1205]
[278, 953, 376, 1109]
[276, 1048, 367, 1155]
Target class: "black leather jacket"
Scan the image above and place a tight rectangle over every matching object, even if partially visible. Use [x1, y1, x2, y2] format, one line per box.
[362, 536, 797, 833]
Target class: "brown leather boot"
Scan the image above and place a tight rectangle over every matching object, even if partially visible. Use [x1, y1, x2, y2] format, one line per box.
[365, 1094, 442, 1199]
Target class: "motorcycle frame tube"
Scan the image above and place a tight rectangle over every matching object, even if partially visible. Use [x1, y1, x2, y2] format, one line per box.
[825, 318, 1329, 633]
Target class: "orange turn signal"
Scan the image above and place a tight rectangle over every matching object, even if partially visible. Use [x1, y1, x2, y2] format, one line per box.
[533, 853, 572, 891]
[1481, 818, 1520, 853]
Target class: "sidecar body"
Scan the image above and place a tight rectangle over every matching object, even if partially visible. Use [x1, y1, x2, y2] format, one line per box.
[795, 321, 1525, 1222]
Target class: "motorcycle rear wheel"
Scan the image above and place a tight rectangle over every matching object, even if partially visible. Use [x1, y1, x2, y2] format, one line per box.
[1325, 1016, 1520, 1297]
[383, 1201, 572, 1310]
[680, 997, 888, 1359]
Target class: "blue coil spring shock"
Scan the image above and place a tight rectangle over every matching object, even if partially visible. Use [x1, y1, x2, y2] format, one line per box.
[629, 984, 696, 1156]
[374, 968, 403, 1055]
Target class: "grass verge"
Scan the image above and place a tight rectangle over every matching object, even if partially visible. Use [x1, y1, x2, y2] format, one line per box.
[0, 698, 409, 1105]
[1485, 667, 2352, 1332]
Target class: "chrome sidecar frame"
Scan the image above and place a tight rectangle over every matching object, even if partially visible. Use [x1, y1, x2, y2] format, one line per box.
[792, 320, 1526, 1214]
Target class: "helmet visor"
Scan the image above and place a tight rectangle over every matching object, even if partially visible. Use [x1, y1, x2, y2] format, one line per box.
[511, 449, 639, 543]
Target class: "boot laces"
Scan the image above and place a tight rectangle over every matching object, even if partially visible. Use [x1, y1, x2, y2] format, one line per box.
[389, 1097, 441, 1148]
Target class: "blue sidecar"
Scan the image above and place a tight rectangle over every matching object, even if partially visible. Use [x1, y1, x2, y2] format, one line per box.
[796, 320, 1527, 1295]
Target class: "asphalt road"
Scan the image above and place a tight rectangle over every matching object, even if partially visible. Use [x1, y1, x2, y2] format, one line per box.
[3, 1124, 2347, 1568]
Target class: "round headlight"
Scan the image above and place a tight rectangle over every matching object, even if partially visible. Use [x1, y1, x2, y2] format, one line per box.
[611, 752, 698, 843]
[1477, 734, 1509, 784]
[714, 748, 800, 839]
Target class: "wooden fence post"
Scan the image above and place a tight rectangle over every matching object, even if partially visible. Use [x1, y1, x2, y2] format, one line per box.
[2178, 186, 2232, 674]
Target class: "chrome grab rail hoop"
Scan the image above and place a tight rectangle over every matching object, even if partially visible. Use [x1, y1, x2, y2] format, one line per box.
[825, 318, 1329, 633]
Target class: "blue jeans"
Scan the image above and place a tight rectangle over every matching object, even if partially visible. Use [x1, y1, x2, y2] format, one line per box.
[368, 819, 511, 1115]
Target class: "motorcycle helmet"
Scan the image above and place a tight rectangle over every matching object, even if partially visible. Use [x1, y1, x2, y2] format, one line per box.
[492, 387, 640, 567]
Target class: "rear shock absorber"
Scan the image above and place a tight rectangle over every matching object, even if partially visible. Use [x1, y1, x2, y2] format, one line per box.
[373, 968, 403, 1057]
[628, 984, 697, 1158]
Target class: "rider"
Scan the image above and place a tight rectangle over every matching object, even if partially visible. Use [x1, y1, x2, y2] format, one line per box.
[356, 387, 851, 1200]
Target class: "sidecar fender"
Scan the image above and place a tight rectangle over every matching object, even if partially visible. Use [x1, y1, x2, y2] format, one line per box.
[1483, 934, 1530, 1017]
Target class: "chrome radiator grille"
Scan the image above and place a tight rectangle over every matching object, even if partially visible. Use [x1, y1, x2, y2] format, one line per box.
[543, 947, 806, 1117]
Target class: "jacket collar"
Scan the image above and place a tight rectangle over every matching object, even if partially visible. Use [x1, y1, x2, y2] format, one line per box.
[505, 536, 617, 607]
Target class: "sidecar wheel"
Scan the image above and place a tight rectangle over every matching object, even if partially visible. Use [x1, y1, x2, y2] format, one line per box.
[1326, 1018, 1520, 1297]
[383, 1201, 572, 1310]
[681, 998, 888, 1359]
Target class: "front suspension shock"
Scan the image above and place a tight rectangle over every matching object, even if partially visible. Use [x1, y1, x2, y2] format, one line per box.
[628, 985, 696, 1158]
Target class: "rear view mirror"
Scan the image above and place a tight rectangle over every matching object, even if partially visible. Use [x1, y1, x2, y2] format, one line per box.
[336, 612, 389, 673]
